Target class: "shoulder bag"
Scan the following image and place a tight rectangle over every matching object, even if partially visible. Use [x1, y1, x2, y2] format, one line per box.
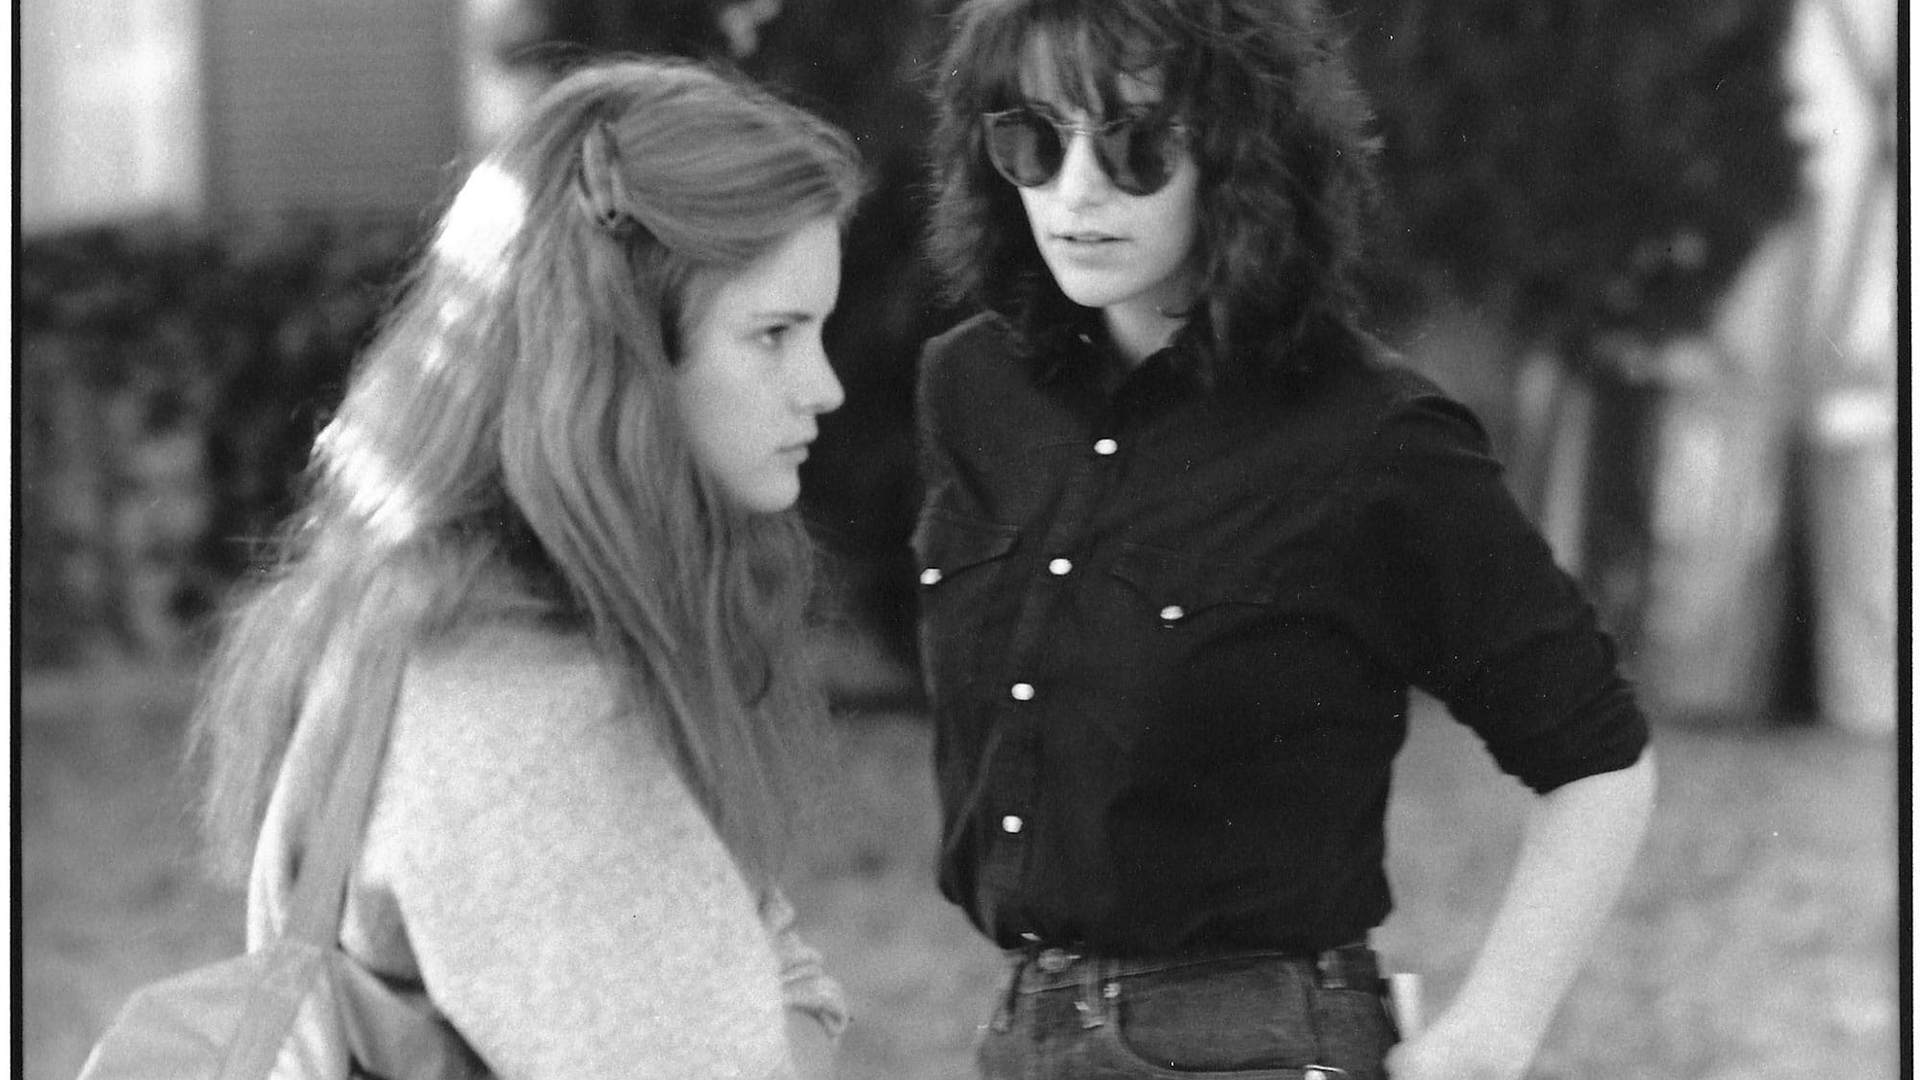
[75, 647, 488, 1080]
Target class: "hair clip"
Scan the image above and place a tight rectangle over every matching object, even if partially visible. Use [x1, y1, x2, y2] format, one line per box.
[576, 119, 631, 232]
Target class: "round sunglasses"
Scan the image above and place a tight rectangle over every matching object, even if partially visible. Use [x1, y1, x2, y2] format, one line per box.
[981, 107, 1190, 197]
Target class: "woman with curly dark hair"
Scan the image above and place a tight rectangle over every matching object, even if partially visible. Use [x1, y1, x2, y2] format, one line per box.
[913, 2, 1657, 1078]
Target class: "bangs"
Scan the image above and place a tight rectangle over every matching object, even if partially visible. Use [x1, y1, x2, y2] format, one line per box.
[954, 0, 1192, 119]
[931, 0, 1384, 383]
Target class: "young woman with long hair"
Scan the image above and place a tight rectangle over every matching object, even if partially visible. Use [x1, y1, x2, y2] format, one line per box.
[915, 2, 1657, 1078]
[191, 57, 863, 1078]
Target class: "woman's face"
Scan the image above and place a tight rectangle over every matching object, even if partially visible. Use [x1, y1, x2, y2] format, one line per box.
[1011, 45, 1201, 324]
[674, 216, 845, 514]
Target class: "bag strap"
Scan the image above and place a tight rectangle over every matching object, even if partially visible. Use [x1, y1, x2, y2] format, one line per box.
[281, 633, 410, 945]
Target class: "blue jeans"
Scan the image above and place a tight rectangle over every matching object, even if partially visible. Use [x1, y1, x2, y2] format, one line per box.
[975, 945, 1399, 1080]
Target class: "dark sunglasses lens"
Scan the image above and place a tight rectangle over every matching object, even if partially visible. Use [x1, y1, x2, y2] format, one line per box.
[984, 111, 1182, 195]
[1097, 119, 1176, 196]
[986, 112, 1064, 187]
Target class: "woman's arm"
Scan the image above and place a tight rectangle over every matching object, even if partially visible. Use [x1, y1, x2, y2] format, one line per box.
[1385, 750, 1657, 1080]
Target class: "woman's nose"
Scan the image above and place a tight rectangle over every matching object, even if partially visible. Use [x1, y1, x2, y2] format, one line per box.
[794, 341, 845, 415]
[1052, 129, 1112, 206]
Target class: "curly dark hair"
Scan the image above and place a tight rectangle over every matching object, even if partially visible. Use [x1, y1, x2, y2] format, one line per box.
[927, 0, 1383, 381]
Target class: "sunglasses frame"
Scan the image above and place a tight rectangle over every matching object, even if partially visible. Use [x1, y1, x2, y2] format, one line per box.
[981, 107, 1190, 197]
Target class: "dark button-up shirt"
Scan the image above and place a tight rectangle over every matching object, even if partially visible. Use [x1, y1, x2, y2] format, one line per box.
[912, 312, 1649, 956]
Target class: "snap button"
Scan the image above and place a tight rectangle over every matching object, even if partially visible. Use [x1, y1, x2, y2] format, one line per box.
[1036, 947, 1074, 972]
[1010, 682, 1035, 701]
[1047, 557, 1073, 576]
[1001, 814, 1024, 834]
[1093, 438, 1118, 456]
[919, 567, 942, 586]
[1159, 604, 1185, 622]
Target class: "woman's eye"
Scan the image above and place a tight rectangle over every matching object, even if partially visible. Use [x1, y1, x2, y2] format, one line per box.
[755, 325, 790, 348]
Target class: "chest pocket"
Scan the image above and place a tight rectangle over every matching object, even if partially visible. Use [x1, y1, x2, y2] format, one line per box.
[1106, 544, 1278, 625]
[1090, 545, 1282, 753]
[913, 508, 1021, 695]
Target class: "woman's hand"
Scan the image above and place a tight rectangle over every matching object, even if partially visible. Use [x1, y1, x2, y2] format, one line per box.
[786, 1009, 837, 1079]
[1383, 1010, 1533, 1080]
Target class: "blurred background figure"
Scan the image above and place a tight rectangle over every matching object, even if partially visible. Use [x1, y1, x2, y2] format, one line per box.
[17, 1, 1900, 1079]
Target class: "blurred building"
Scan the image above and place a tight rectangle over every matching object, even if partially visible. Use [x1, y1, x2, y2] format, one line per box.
[19, 0, 503, 231]
[1637, 0, 1896, 732]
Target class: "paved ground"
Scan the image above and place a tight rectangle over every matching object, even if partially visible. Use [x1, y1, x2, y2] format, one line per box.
[19, 657, 1903, 1080]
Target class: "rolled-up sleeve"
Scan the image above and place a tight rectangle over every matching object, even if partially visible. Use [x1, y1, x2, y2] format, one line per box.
[1339, 392, 1650, 793]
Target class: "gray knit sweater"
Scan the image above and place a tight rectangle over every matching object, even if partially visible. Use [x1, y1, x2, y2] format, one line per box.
[247, 625, 849, 1078]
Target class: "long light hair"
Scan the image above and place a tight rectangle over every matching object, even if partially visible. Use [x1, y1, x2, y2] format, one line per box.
[191, 57, 864, 888]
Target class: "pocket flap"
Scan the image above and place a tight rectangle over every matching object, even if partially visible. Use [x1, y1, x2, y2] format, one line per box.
[1107, 544, 1277, 616]
[912, 509, 1019, 580]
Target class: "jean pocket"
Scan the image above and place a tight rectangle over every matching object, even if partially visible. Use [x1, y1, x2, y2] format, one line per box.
[1089, 1028, 1329, 1080]
[1304, 985, 1396, 1080]
[1090, 956, 1331, 1077]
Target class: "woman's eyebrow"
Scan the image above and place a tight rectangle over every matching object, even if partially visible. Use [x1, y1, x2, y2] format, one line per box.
[747, 308, 824, 325]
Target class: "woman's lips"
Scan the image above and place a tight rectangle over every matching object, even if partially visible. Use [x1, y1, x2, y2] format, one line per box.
[1050, 232, 1127, 263]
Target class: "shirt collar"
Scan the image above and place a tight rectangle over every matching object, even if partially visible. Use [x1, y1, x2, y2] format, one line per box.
[1018, 300, 1206, 395]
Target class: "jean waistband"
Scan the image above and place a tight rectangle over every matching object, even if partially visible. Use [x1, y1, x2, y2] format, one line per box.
[1001, 939, 1381, 993]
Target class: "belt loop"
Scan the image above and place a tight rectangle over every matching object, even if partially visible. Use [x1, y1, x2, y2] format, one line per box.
[1075, 955, 1106, 1029]
[1315, 947, 1350, 991]
[990, 950, 1028, 1033]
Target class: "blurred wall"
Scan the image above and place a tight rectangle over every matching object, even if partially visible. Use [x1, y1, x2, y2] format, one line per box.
[20, 0, 205, 232]
[200, 0, 464, 219]
[1638, 0, 1895, 731]
[20, 0, 470, 230]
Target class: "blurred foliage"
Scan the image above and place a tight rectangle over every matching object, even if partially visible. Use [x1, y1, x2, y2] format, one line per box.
[1347, 0, 1805, 370]
[1340, 0, 1804, 661]
[18, 0, 1803, 664]
[18, 214, 421, 664]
